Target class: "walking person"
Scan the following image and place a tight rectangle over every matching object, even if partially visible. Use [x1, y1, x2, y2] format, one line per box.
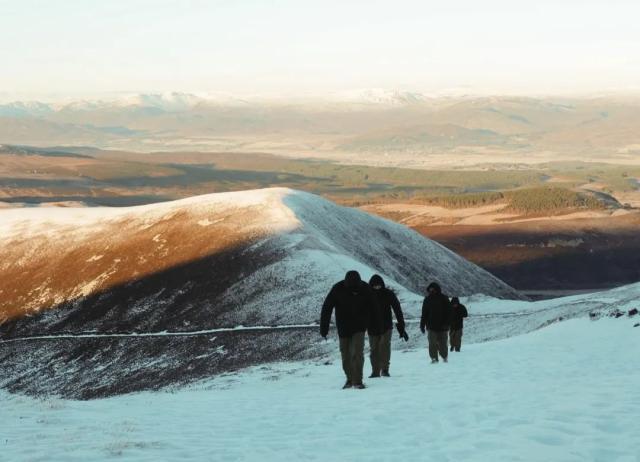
[449, 297, 468, 352]
[367, 274, 408, 378]
[420, 282, 452, 363]
[320, 270, 374, 389]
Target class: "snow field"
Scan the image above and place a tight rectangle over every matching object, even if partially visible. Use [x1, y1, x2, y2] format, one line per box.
[3, 317, 638, 462]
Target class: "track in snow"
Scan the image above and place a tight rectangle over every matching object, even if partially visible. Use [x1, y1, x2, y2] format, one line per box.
[0, 323, 319, 343]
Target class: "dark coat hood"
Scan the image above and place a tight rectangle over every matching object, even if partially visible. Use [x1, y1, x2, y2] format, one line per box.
[344, 270, 362, 289]
[369, 274, 385, 289]
[427, 282, 442, 295]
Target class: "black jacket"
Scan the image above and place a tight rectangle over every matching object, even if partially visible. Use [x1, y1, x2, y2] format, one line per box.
[320, 272, 374, 338]
[420, 283, 452, 332]
[368, 275, 405, 335]
[450, 301, 468, 330]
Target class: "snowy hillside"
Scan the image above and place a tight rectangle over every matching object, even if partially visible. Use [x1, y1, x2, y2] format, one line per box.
[2, 278, 638, 397]
[4, 188, 635, 400]
[0, 187, 518, 329]
[3, 290, 639, 461]
[0, 187, 522, 397]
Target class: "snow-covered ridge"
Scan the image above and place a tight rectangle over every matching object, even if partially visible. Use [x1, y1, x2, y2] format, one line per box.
[0, 187, 297, 236]
[0, 89, 436, 116]
[0, 92, 251, 115]
[329, 88, 429, 105]
[0, 186, 519, 330]
[1, 187, 520, 324]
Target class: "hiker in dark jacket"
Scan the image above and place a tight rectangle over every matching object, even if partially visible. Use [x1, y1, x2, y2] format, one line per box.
[449, 297, 468, 352]
[420, 282, 452, 363]
[367, 274, 408, 378]
[320, 270, 374, 389]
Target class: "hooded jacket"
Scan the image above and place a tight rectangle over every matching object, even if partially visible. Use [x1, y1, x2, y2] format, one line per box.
[450, 297, 468, 330]
[320, 271, 374, 338]
[420, 282, 452, 332]
[368, 274, 405, 336]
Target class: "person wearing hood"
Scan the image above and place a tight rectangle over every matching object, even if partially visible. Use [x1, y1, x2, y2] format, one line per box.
[449, 297, 468, 352]
[420, 282, 452, 363]
[367, 274, 408, 378]
[320, 270, 374, 389]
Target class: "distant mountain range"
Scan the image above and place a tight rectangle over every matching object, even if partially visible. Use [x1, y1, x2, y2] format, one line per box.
[0, 89, 434, 116]
[7, 90, 637, 116]
[1, 92, 639, 162]
[0, 89, 438, 114]
[0, 92, 248, 115]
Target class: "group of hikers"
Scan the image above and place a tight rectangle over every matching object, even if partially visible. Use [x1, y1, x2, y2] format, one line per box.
[320, 270, 468, 389]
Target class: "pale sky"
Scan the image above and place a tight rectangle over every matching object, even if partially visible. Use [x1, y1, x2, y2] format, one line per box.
[1, 0, 639, 98]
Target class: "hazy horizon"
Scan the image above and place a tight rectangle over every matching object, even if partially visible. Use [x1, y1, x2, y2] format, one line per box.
[4, 87, 640, 105]
[2, 0, 639, 98]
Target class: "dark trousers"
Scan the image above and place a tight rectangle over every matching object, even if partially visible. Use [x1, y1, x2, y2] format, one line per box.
[427, 330, 448, 361]
[368, 329, 392, 374]
[449, 329, 463, 351]
[339, 331, 365, 384]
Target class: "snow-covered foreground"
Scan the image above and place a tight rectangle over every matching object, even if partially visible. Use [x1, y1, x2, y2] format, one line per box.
[4, 316, 638, 462]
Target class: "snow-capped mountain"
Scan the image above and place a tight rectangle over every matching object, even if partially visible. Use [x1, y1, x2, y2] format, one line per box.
[0, 92, 249, 117]
[0, 89, 430, 118]
[0, 100, 55, 117]
[92, 92, 248, 110]
[332, 88, 429, 105]
[114, 92, 208, 110]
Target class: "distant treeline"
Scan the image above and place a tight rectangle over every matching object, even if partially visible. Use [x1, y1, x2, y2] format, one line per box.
[414, 191, 505, 208]
[347, 187, 609, 214]
[504, 187, 605, 213]
[417, 187, 607, 213]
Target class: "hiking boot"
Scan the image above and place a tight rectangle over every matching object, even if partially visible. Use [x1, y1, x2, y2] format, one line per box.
[450, 346, 454, 352]
[368, 372, 380, 378]
[381, 370, 390, 377]
[353, 383, 366, 390]
[431, 359, 439, 364]
[443, 357, 448, 363]
[342, 381, 352, 389]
